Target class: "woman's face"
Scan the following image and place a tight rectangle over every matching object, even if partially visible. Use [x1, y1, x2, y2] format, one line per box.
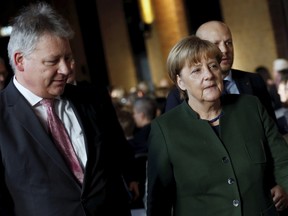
[177, 57, 223, 105]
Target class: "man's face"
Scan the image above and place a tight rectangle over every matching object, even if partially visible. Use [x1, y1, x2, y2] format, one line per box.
[0, 62, 8, 90]
[196, 23, 234, 75]
[15, 34, 74, 98]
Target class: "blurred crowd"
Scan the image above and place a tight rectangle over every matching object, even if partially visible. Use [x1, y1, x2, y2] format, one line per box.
[256, 58, 288, 134]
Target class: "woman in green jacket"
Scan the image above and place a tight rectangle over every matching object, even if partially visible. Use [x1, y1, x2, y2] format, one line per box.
[147, 35, 288, 216]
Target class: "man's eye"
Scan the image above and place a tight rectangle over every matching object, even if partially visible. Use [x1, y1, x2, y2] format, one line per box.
[226, 41, 233, 46]
[45, 60, 58, 65]
[211, 64, 218, 68]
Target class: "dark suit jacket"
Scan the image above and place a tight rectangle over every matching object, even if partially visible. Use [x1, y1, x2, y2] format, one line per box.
[165, 69, 277, 122]
[148, 94, 288, 216]
[0, 80, 134, 216]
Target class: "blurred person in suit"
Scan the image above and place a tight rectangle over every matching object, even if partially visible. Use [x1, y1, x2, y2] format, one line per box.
[255, 66, 282, 110]
[132, 97, 158, 155]
[0, 2, 137, 215]
[148, 35, 288, 216]
[255, 66, 288, 134]
[130, 96, 158, 210]
[117, 108, 136, 141]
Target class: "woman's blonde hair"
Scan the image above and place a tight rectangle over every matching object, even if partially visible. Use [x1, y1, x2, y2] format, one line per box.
[167, 35, 222, 99]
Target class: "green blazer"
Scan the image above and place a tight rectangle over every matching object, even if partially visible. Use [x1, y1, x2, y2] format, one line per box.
[147, 94, 288, 216]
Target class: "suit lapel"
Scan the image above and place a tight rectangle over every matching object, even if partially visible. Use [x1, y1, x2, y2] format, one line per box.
[7, 82, 77, 182]
[231, 69, 254, 94]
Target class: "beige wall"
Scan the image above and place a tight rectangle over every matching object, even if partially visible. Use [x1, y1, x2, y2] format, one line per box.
[97, 0, 137, 91]
[96, 0, 188, 90]
[220, 0, 277, 73]
[95, 0, 277, 90]
[55, 0, 90, 82]
[146, 0, 189, 87]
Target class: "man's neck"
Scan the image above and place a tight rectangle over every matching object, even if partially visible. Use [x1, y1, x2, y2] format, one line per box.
[222, 70, 230, 79]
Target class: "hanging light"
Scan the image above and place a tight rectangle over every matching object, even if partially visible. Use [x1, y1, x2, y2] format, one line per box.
[0, 26, 12, 37]
[138, 0, 154, 25]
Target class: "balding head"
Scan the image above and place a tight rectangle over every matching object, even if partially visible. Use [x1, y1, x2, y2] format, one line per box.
[196, 21, 234, 76]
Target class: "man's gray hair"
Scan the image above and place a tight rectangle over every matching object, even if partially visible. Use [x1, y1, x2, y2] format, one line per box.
[7, 2, 74, 72]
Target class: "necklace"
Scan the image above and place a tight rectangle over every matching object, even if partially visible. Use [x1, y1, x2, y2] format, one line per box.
[207, 111, 224, 123]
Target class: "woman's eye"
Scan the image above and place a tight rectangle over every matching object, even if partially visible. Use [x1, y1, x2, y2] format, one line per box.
[192, 68, 201, 73]
[210, 64, 219, 70]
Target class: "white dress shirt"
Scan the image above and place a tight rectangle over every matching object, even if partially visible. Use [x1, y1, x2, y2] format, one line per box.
[224, 70, 240, 94]
[13, 76, 87, 168]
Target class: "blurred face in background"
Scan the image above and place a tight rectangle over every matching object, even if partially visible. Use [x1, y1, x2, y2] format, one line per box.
[278, 80, 288, 104]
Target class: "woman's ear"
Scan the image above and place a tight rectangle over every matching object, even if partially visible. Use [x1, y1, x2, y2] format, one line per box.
[177, 74, 186, 91]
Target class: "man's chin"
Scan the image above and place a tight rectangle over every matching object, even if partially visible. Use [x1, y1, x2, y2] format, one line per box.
[221, 64, 232, 72]
[52, 85, 66, 96]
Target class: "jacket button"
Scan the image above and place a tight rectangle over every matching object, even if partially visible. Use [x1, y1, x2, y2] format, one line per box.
[222, 157, 230, 163]
[227, 178, 235, 184]
[233, 199, 240, 207]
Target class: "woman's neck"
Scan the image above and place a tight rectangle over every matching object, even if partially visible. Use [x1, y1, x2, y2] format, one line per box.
[188, 99, 222, 122]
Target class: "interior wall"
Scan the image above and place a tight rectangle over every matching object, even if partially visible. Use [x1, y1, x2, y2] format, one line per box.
[86, 0, 279, 90]
[96, 0, 189, 90]
[268, 0, 288, 59]
[147, 0, 189, 86]
[220, 0, 277, 73]
[144, 23, 167, 87]
[96, 0, 137, 91]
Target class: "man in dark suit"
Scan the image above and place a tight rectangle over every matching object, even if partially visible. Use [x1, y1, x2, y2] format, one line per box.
[164, 20, 288, 213]
[0, 2, 137, 216]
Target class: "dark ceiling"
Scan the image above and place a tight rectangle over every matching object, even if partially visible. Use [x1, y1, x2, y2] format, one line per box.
[0, 0, 46, 27]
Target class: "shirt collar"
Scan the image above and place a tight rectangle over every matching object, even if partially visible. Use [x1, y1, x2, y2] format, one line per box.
[223, 70, 233, 82]
[13, 76, 61, 106]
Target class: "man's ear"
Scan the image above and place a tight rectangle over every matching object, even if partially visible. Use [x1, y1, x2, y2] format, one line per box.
[14, 52, 25, 71]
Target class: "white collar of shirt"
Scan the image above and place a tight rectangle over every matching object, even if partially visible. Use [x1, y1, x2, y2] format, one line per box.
[224, 70, 233, 82]
[13, 76, 87, 167]
[223, 70, 240, 94]
[13, 76, 60, 105]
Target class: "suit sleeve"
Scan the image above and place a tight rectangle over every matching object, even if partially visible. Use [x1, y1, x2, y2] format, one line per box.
[147, 120, 175, 216]
[259, 97, 288, 191]
[0, 153, 15, 216]
[164, 86, 183, 113]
